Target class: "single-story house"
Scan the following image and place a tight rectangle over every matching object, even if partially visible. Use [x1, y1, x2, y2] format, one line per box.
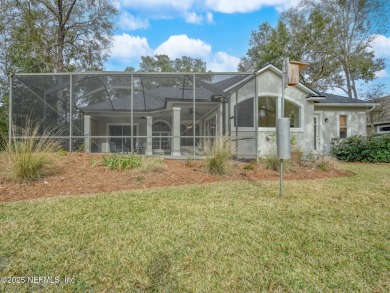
[10, 64, 378, 159]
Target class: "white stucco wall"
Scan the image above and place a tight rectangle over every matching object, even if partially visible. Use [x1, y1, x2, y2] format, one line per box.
[230, 69, 317, 158]
[314, 106, 369, 153]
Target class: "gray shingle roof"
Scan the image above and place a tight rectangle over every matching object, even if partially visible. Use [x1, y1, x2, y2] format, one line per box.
[81, 86, 216, 112]
[316, 92, 370, 104]
[81, 75, 251, 112]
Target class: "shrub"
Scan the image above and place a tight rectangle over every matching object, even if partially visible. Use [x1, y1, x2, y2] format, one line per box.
[315, 156, 338, 171]
[139, 156, 166, 173]
[0, 124, 60, 183]
[264, 155, 280, 171]
[204, 137, 233, 175]
[102, 154, 141, 171]
[331, 134, 390, 162]
[243, 163, 255, 170]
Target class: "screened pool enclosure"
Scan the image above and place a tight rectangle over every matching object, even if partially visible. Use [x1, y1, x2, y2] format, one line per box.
[9, 72, 261, 159]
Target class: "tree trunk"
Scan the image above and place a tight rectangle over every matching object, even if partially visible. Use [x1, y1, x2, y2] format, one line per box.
[343, 63, 353, 99]
[351, 78, 358, 99]
[56, 0, 64, 72]
[55, 1, 65, 126]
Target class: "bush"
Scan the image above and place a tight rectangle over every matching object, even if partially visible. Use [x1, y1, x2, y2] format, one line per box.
[139, 156, 166, 173]
[0, 124, 60, 182]
[204, 138, 233, 175]
[331, 134, 390, 162]
[315, 157, 338, 171]
[264, 155, 280, 171]
[102, 154, 141, 171]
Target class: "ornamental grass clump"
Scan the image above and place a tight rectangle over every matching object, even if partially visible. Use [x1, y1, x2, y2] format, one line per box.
[102, 154, 141, 171]
[139, 156, 166, 173]
[204, 137, 233, 175]
[0, 125, 60, 183]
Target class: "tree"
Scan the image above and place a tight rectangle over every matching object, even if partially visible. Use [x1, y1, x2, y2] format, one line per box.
[361, 83, 388, 133]
[0, 0, 117, 128]
[138, 55, 207, 72]
[0, 94, 8, 148]
[2, 0, 117, 74]
[239, 0, 388, 99]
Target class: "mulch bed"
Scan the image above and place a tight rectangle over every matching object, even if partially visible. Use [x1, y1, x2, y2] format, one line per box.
[0, 153, 353, 202]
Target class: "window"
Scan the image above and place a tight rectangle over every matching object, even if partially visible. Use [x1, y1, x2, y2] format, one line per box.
[152, 122, 170, 150]
[339, 115, 347, 138]
[258, 97, 300, 128]
[378, 125, 390, 133]
[234, 98, 254, 127]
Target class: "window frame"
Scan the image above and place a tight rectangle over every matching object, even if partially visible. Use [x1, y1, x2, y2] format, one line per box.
[257, 93, 304, 133]
[337, 113, 351, 138]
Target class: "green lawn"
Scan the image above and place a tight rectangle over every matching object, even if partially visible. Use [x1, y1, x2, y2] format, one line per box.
[0, 163, 389, 292]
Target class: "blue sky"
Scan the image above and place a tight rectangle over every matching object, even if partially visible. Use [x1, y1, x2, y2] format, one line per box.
[105, 0, 390, 96]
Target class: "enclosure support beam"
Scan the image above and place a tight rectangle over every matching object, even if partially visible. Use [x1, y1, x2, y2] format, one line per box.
[146, 116, 153, 155]
[131, 73, 134, 154]
[8, 75, 13, 145]
[254, 73, 259, 162]
[84, 115, 91, 153]
[172, 107, 181, 157]
[235, 91, 238, 158]
[69, 74, 73, 152]
[193, 73, 196, 160]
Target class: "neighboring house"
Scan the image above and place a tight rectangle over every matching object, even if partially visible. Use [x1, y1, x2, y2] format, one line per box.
[367, 95, 390, 134]
[10, 65, 378, 158]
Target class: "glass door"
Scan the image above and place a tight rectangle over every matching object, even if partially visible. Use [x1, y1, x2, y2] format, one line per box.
[109, 125, 135, 153]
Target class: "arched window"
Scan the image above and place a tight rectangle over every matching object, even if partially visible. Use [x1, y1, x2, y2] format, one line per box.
[258, 97, 300, 128]
[152, 121, 170, 150]
[153, 121, 170, 132]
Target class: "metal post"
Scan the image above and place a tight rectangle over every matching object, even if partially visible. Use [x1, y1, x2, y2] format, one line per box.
[279, 58, 288, 196]
[281, 58, 288, 117]
[254, 74, 259, 162]
[8, 75, 13, 145]
[131, 73, 134, 154]
[69, 74, 73, 152]
[193, 73, 196, 160]
[280, 159, 283, 196]
[235, 91, 238, 158]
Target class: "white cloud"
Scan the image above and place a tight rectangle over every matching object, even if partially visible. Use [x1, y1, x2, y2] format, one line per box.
[119, 0, 298, 20]
[185, 12, 203, 24]
[208, 52, 240, 71]
[111, 0, 121, 10]
[110, 34, 152, 61]
[375, 69, 388, 78]
[204, 0, 295, 13]
[120, 0, 194, 11]
[206, 12, 214, 23]
[119, 12, 149, 31]
[107, 33, 240, 72]
[371, 34, 390, 59]
[154, 35, 239, 71]
[155, 35, 212, 59]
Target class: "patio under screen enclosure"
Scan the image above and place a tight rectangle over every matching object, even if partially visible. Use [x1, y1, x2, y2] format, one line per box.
[9, 72, 266, 159]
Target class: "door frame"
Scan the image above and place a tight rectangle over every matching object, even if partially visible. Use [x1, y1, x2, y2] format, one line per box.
[106, 123, 139, 153]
